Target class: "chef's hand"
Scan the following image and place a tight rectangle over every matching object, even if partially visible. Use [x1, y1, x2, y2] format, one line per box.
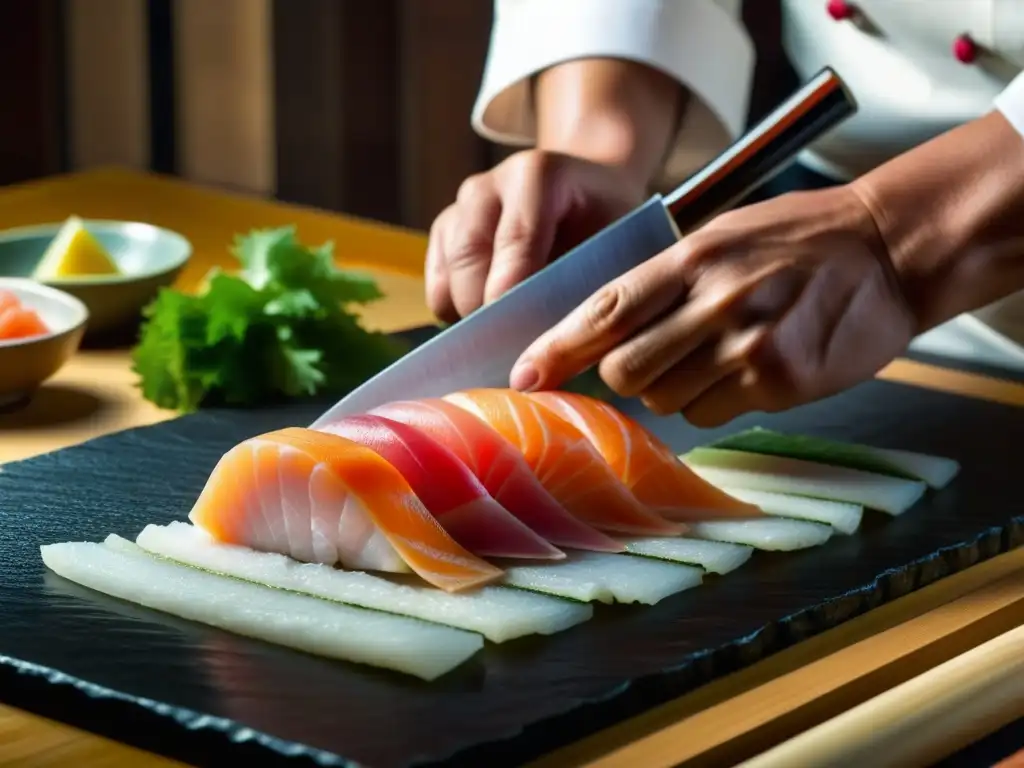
[509, 185, 918, 427]
[425, 150, 646, 324]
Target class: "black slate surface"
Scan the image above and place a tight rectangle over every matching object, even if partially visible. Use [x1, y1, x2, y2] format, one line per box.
[2, 326, 1024, 768]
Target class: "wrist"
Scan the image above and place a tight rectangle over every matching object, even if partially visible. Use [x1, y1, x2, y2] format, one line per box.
[851, 110, 1024, 332]
[536, 112, 669, 191]
[533, 58, 685, 193]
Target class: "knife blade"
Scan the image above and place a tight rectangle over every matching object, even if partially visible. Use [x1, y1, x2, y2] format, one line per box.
[310, 67, 856, 427]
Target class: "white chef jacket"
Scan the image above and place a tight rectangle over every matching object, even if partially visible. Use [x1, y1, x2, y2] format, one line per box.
[473, 0, 1024, 184]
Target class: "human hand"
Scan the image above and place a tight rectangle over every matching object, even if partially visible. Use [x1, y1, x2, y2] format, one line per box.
[424, 150, 647, 324]
[509, 185, 917, 427]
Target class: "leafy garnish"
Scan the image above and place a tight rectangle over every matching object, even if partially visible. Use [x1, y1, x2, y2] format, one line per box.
[131, 226, 406, 413]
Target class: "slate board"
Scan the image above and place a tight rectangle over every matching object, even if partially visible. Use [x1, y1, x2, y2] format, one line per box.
[2, 326, 1024, 768]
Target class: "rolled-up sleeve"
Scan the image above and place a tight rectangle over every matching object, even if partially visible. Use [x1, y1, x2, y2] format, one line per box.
[994, 71, 1024, 138]
[472, 0, 756, 179]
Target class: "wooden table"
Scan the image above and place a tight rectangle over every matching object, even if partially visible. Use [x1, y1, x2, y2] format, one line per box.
[2, 168, 1023, 767]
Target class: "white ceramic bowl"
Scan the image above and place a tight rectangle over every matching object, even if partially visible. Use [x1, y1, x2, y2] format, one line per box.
[0, 278, 89, 408]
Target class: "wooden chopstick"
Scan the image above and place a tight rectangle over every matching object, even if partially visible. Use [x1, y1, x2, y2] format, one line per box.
[738, 621, 1024, 768]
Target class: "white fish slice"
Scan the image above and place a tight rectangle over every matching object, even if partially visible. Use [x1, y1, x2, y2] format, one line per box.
[42, 536, 483, 681]
[135, 522, 592, 644]
[622, 537, 753, 574]
[501, 551, 703, 605]
[682, 448, 927, 515]
[686, 518, 833, 551]
[721, 488, 864, 535]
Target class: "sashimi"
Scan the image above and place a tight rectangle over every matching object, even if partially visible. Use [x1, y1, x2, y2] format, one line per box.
[501, 551, 704, 605]
[369, 398, 622, 552]
[528, 391, 763, 521]
[0, 289, 49, 342]
[137, 523, 590, 643]
[317, 414, 563, 560]
[443, 388, 684, 536]
[188, 427, 503, 593]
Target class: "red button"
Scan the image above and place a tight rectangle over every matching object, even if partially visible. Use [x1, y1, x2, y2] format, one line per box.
[827, 0, 856, 21]
[953, 34, 978, 64]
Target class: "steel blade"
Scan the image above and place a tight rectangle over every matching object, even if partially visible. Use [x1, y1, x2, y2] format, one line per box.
[309, 197, 678, 427]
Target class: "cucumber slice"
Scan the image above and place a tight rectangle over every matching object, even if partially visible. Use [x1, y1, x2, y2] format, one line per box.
[720, 488, 863, 534]
[682, 447, 927, 515]
[709, 427, 959, 488]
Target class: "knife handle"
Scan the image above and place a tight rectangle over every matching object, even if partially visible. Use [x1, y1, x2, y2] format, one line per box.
[664, 67, 856, 232]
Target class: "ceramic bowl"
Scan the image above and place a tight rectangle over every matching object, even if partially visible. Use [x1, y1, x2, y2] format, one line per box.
[0, 278, 89, 408]
[0, 219, 192, 336]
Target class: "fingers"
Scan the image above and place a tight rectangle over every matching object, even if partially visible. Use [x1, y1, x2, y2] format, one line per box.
[484, 155, 563, 304]
[511, 249, 688, 391]
[424, 205, 457, 324]
[597, 292, 731, 397]
[681, 368, 757, 428]
[441, 175, 503, 318]
[638, 325, 767, 417]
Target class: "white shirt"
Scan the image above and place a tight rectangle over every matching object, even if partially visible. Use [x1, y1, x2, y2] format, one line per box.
[472, 0, 1024, 183]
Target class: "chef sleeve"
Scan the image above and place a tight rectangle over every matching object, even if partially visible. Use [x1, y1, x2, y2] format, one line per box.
[472, 0, 756, 181]
[994, 71, 1024, 138]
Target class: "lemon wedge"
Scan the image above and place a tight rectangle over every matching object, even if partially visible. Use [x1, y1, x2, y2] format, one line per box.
[33, 216, 121, 279]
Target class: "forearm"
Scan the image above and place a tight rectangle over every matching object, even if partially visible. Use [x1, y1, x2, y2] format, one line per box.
[852, 110, 1024, 333]
[533, 58, 686, 190]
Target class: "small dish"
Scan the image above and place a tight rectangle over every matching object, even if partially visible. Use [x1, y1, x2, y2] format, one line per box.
[0, 278, 89, 408]
[0, 219, 192, 336]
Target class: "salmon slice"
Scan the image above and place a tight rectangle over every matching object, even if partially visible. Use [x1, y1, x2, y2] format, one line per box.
[528, 392, 765, 522]
[188, 427, 503, 592]
[0, 290, 49, 341]
[369, 399, 624, 552]
[442, 389, 685, 536]
[318, 414, 564, 560]
[0, 288, 19, 312]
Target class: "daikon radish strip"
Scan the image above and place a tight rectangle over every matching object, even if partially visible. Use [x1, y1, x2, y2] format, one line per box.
[42, 536, 482, 681]
[134, 522, 591, 644]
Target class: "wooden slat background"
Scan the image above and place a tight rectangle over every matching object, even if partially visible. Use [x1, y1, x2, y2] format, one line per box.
[0, 0, 789, 231]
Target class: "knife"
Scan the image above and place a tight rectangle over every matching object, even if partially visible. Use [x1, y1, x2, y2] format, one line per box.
[310, 67, 857, 427]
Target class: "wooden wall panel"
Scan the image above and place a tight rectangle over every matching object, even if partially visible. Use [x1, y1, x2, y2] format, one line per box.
[397, 0, 494, 230]
[64, 0, 150, 171]
[173, 0, 275, 196]
[0, 0, 65, 186]
[271, 0, 401, 223]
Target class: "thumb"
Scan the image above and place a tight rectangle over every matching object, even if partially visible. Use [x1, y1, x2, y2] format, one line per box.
[483, 154, 574, 304]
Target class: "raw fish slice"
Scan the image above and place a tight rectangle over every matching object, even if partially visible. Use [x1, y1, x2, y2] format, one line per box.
[622, 537, 753, 574]
[501, 552, 703, 605]
[444, 389, 683, 536]
[686, 518, 833, 551]
[318, 415, 563, 560]
[682, 447, 927, 515]
[0, 305, 49, 341]
[720, 488, 863, 534]
[137, 523, 590, 643]
[528, 391, 763, 521]
[370, 398, 622, 552]
[188, 427, 503, 593]
[42, 536, 483, 681]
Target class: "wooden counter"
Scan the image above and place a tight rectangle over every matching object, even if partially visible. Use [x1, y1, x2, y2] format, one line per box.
[2, 168, 1022, 767]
